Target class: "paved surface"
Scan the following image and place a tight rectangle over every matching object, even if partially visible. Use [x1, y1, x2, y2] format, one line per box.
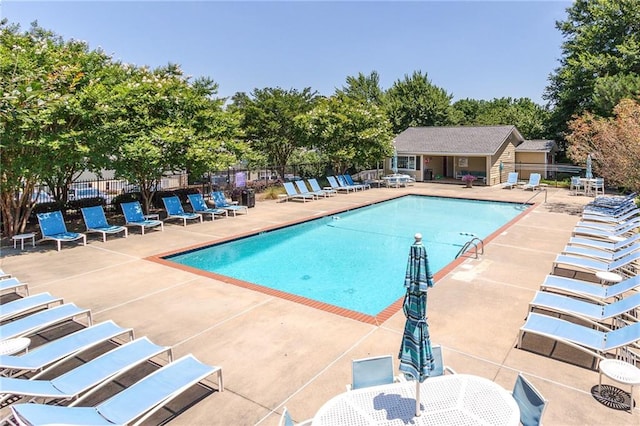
[1, 182, 638, 425]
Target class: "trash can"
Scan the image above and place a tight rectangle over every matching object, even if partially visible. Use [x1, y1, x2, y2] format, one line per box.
[240, 188, 255, 208]
[424, 169, 433, 181]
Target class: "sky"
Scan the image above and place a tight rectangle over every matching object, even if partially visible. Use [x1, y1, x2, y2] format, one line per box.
[1, 1, 572, 106]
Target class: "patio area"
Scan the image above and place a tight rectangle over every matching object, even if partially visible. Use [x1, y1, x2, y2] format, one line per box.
[0, 183, 637, 425]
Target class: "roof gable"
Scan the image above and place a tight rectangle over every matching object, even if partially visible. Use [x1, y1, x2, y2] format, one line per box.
[394, 125, 523, 155]
[516, 139, 558, 152]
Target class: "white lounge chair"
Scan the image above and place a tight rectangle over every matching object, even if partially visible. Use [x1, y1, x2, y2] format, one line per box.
[211, 191, 248, 215]
[561, 243, 640, 262]
[0, 292, 63, 322]
[0, 277, 29, 296]
[567, 234, 640, 252]
[502, 172, 519, 189]
[529, 290, 640, 325]
[552, 251, 640, 278]
[0, 303, 92, 340]
[327, 176, 354, 193]
[0, 320, 134, 378]
[540, 274, 640, 302]
[517, 312, 640, 365]
[308, 178, 336, 197]
[522, 173, 541, 191]
[10, 354, 223, 426]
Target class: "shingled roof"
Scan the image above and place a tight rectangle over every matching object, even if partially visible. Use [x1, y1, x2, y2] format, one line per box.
[394, 125, 523, 155]
[516, 139, 557, 152]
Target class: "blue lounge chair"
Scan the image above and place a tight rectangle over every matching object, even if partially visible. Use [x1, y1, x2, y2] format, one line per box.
[344, 174, 370, 190]
[540, 274, 640, 302]
[282, 182, 315, 202]
[121, 201, 164, 234]
[0, 337, 171, 406]
[517, 312, 640, 363]
[512, 373, 547, 426]
[211, 191, 248, 215]
[10, 354, 223, 426]
[0, 303, 92, 341]
[552, 251, 640, 278]
[0, 320, 134, 378]
[81, 205, 128, 242]
[36, 211, 86, 251]
[162, 196, 203, 226]
[337, 175, 362, 191]
[295, 180, 324, 199]
[522, 173, 541, 191]
[0, 292, 63, 322]
[327, 176, 353, 193]
[529, 290, 640, 325]
[567, 233, 640, 252]
[0, 277, 29, 296]
[583, 199, 638, 217]
[308, 178, 336, 197]
[502, 172, 519, 189]
[561, 243, 640, 262]
[0, 268, 11, 279]
[187, 193, 227, 220]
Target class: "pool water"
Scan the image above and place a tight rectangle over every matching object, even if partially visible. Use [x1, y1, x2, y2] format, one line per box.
[166, 196, 526, 316]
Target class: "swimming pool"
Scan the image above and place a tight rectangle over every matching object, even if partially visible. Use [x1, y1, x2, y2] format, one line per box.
[164, 196, 528, 318]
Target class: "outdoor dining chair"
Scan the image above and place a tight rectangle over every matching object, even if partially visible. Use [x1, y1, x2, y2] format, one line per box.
[512, 373, 547, 426]
[348, 354, 396, 391]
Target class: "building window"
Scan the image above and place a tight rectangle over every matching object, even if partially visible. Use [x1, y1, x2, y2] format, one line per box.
[397, 155, 416, 170]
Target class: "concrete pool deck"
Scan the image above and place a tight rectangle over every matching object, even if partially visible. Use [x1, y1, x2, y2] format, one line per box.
[1, 183, 638, 425]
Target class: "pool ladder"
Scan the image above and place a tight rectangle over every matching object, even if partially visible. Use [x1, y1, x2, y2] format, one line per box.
[455, 232, 484, 259]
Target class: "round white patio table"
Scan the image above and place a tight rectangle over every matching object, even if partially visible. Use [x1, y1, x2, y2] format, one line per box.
[0, 337, 31, 355]
[312, 374, 520, 426]
[599, 359, 640, 414]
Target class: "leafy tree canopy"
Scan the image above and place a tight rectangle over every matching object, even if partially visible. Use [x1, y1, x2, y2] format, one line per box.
[545, 0, 640, 139]
[335, 71, 385, 106]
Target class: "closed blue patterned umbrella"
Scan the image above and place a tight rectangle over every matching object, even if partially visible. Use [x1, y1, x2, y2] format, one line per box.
[398, 233, 435, 416]
[586, 154, 593, 179]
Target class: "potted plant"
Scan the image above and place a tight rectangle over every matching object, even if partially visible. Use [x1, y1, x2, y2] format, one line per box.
[462, 174, 477, 188]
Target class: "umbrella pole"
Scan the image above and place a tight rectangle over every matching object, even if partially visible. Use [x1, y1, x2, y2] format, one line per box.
[415, 379, 421, 416]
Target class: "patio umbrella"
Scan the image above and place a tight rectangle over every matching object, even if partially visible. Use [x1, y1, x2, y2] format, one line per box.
[392, 146, 398, 175]
[398, 233, 435, 417]
[585, 153, 593, 179]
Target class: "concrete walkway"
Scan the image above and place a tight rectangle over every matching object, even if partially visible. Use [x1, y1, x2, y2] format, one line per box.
[1, 183, 637, 425]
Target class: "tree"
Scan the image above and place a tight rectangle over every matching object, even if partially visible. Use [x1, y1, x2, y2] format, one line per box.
[545, 0, 640, 140]
[335, 71, 385, 106]
[105, 64, 240, 212]
[453, 97, 551, 140]
[591, 73, 640, 117]
[384, 70, 456, 134]
[0, 21, 111, 237]
[236, 87, 319, 178]
[297, 95, 394, 174]
[566, 98, 640, 192]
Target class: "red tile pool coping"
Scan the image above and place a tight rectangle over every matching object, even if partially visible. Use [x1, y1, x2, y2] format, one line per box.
[147, 194, 536, 325]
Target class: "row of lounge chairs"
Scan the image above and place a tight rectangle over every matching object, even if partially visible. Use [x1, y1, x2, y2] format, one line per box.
[517, 193, 640, 367]
[34, 191, 248, 251]
[282, 176, 370, 202]
[0, 272, 223, 425]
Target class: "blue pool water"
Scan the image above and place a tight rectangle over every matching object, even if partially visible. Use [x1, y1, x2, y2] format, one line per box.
[166, 196, 526, 316]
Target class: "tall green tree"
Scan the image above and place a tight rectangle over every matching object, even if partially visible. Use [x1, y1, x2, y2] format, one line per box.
[591, 73, 640, 117]
[0, 21, 110, 237]
[335, 71, 385, 106]
[105, 64, 239, 212]
[384, 70, 456, 134]
[545, 0, 640, 140]
[298, 95, 394, 174]
[453, 97, 551, 139]
[235, 87, 318, 178]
